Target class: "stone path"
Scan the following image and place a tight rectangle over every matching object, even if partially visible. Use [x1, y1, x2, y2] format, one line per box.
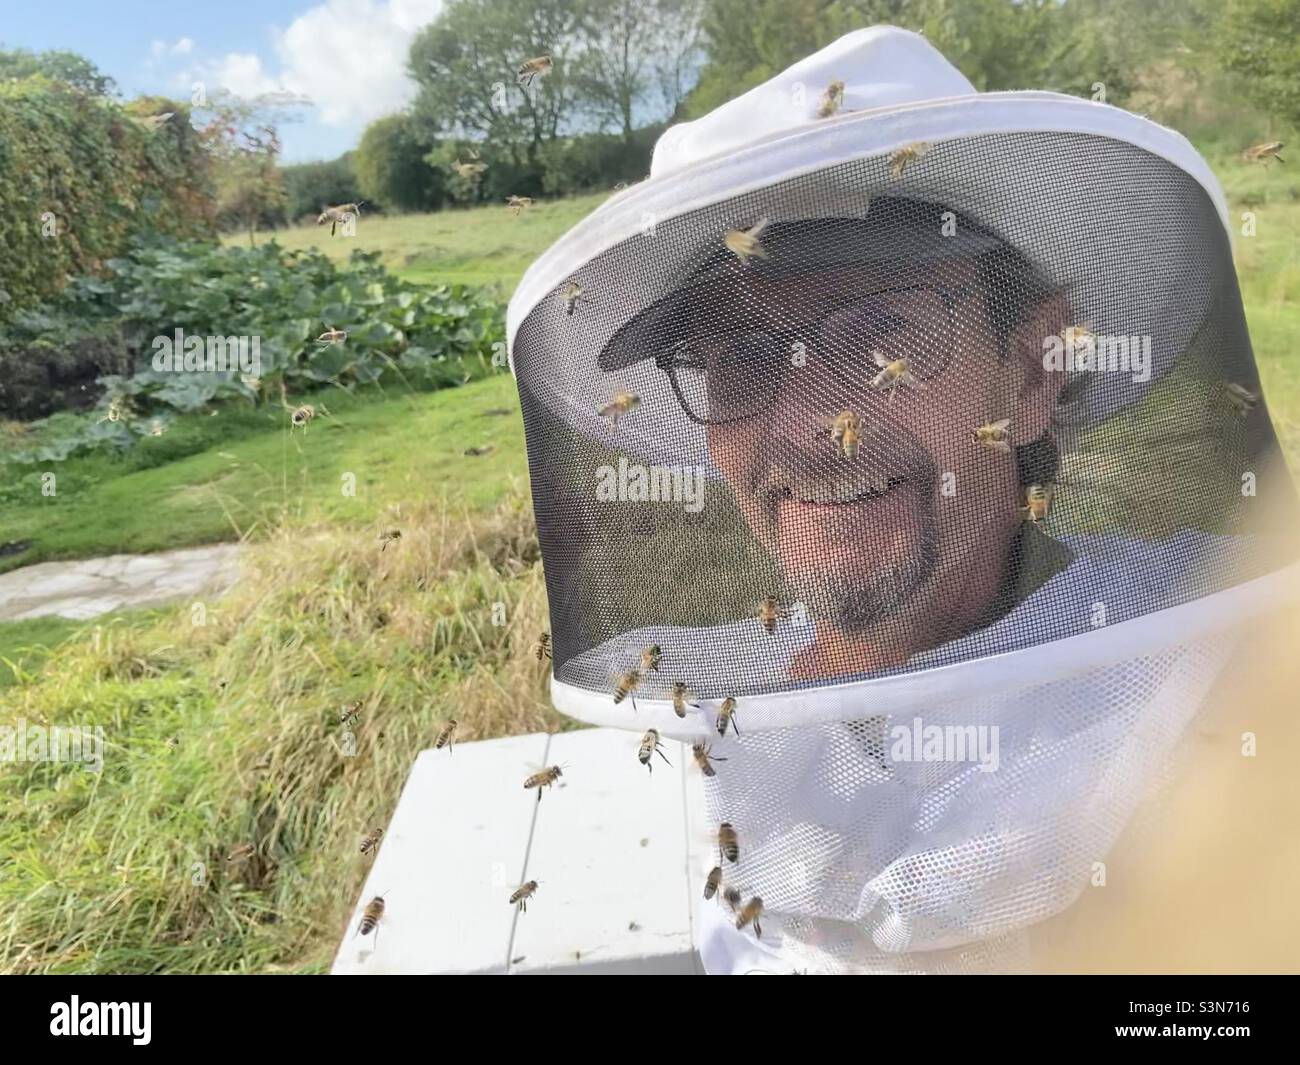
[0, 545, 242, 622]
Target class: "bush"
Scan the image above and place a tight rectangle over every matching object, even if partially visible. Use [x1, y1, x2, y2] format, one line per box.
[0, 79, 214, 318]
[354, 115, 446, 212]
[282, 154, 367, 222]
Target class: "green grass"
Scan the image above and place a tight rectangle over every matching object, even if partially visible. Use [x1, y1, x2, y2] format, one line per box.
[228, 193, 610, 293]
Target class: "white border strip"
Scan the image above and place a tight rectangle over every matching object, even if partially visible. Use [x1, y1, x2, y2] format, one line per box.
[552, 559, 1300, 738]
[506, 91, 1228, 367]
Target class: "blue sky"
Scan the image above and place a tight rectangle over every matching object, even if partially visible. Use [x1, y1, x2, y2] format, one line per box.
[2, 0, 445, 162]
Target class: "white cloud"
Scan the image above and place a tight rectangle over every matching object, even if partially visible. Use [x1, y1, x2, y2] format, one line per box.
[198, 0, 443, 127]
[151, 37, 197, 61]
[173, 37, 195, 56]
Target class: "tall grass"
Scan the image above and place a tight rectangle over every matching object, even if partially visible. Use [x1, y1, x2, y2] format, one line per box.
[0, 493, 566, 974]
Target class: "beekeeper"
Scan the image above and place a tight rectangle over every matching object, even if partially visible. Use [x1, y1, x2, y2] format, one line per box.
[506, 26, 1298, 973]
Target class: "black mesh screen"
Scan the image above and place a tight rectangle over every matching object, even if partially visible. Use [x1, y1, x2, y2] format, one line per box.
[512, 130, 1298, 701]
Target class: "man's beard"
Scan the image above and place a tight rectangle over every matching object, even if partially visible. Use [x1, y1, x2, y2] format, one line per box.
[788, 504, 940, 632]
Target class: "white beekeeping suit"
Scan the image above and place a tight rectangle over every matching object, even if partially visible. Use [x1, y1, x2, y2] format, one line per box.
[506, 26, 1300, 974]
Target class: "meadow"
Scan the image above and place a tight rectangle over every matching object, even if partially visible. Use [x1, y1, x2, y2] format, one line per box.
[1, 149, 1297, 973]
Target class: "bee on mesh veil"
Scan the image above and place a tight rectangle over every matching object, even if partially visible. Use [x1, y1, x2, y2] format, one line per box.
[502, 25, 1300, 975]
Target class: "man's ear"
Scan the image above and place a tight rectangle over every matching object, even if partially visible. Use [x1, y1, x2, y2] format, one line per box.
[1005, 289, 1070, 445]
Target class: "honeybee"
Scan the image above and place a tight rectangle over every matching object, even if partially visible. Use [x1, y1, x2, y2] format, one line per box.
[359, 828, 383, 856]
[1059, 324, 1095, 355]
[356, 894, 386, 939]
[142, 111, 175, 132]
[613, 670, 642, 709]
[559, 279, 591, 315]
[888, 141, 929, 178]
[671, 680, 699, 718]
[164, 735, 180, 751]
[1021, 483, 1052, 524]
[757, 597, 789, 636]
[972, 418, 1012, 453]
[510, 880, 539, 912]
[524, 765, 563, 802]
[704, 866, 723, 900]
[722, 886, 741, 910]
[517, 55, 553, 87]
[638, 729, 671, 772]
[97, 398, 124, 424]
[434, 718, 458, 753]
[640, 645, 662, 673]
[716, 696, 739, 738]
[316, 328, 347, 345]
[816, 79, 845, 119]
[724, 218, 769, 265]
[148, 419, 166, 437]
[871, 351, 923, 401]
[718, 822, 739, 863]
[1223, 382, 1259, 416]
[464, 444, 495, 456]
[736, 896, 764, 939]
[533, 632, 552, 660]
[506, 195, 534, 215]
[378, 530, 402, 551]
[828, 409, 863, 458]
[290, 404, 318, 431]
[598, 390, 640, 425]
[451, 159, 487, 180]
[317, 202, 363, 236]
[692, 741, 727, 777]
[1243, 141, 1284, 164]
[226, 843, 256, 863]
[340, 700, 362, 725]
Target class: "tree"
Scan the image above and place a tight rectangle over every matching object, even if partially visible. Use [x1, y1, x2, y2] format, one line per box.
[201, 93, 303, 244]
[354, 115, 445, 212]
[1221, 0, 1300, 132]
[0, 46, 116, 95]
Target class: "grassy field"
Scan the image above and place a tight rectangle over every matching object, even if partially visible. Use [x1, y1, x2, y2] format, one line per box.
[229, 193, 610, 294]
[3, 154, 1299, 974]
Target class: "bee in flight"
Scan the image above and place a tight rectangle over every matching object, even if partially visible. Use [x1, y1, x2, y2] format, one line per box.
[704, 866, 723, 900]
[640, 645, 662, 673]
[598, 390, 640, 426]
[613, 670, 642, 710]
[559, 279, 591, 315]
[451, 158, 488, 180]
[638, 729, 671, 773]
[164, 735, 180, 751]
[356, 894, 386, 942]
[378, 530, 402, 552]
[716, 696, 739, 738]
[1021, 484, 1052, 524]
[1222, 381, 1259, 417]
[464, 444, 495, 457]
[290, 404, 317, 431]
[98, 398, 125, 424]
[888, 141, 929, 178]
[692, 741, 727, 778]
[506, 195, 534, 216]
[816, 79, 845, 119]
[434, 718, 458, 754]
[828, 409, 863, 459]
[226, 843, 256, 863]
[148, 419, 167, 437]
[1242, 141, 1284, 164]
[722, 886, 742, 911]
[140, 111, 175, 132]
[317, 202, 364, 236]
[517, 55, 552, 88]
[339, 701, 362, 726]
[671, 681, 699, 718]
[972, 417, 1012, 454]
[524, 765, 563, 802]
[718, 822, 739, 864]
[724, 218, 769, 265]
[871, 352, 923, 401]
[510, 880, 539, 912]
[756, 597, 790, 636]
[316, 328, 347, 346]
[359, 828, 383, 856]
[533, 632, 552, 661]
[736, 896, 764, 939]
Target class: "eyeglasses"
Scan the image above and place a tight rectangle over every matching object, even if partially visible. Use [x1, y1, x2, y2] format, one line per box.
[655, 284, 971, 425]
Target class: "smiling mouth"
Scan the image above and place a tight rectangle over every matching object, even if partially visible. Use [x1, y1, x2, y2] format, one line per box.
[770, 474, 909, 507]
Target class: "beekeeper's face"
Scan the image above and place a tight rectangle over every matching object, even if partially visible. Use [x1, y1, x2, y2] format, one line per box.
[695, 255, 1067, 673]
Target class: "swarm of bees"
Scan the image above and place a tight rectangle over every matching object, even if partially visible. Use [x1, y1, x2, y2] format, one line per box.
[889, 141, 929, 178]
[828, 409, 863, 459]
[1242, 141, 1284, 164]
[724, 218, 769, 265]
[559, 279, 590, 315]
[524, 764, 564, 802]
[317, 202, 364, 236]
[871, 352, 923, 401]
[816, 79, 845, 119]
[517, 55, 552, 88]
[506, 195, 534, 216]
[972, 417, 1012, 454]
[598, 390, 640, 426]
